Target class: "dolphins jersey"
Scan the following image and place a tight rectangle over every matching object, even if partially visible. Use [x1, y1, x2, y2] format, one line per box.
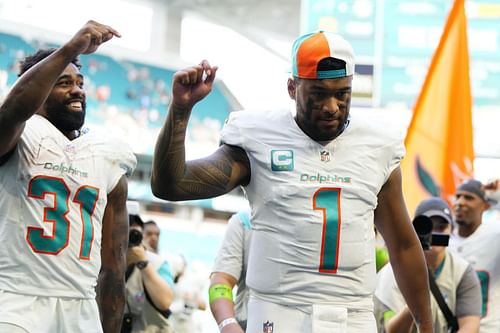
[221, 109, 404, 309]
[0, 115, 136, 298]
[449, 220, 500, 332]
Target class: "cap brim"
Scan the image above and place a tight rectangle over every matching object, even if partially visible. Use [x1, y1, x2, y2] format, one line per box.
[420, 210, 452, 224]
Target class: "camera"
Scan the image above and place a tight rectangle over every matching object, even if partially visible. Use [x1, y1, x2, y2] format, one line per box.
[129, 229, 143, 247]
[412, 215, 450, 250]
[121, 312, 133, 333]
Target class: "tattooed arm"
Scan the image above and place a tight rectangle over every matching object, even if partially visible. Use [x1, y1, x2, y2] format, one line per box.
[151, 60, 250, 201]
[96, 176, 129, 333]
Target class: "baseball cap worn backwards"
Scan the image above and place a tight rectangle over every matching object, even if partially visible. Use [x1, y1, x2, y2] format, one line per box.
[457, 179, 486, 201]
[415, 197, 453, 225]
[457, 179, 498, 205]
[291, 31, 355, 79]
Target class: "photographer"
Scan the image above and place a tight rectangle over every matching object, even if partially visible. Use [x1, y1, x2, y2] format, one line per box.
[123, 209, 175, 333]
[374, 198, 481, 333]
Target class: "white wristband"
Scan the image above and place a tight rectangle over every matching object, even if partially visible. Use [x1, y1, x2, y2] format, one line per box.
[218, 317, 238, 331]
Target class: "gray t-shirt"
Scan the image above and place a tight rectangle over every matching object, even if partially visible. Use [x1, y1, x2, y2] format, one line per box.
[455, 264, 482, 317]
[212, 210, 252, 327]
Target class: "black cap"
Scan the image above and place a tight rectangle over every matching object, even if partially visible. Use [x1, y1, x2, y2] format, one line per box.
[457, 179, 486, 200]
[415, 197, 453, 224]
[129, 214, 144, 228]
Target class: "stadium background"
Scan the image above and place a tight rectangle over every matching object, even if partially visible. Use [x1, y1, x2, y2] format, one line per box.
[0, 0, 499, 331]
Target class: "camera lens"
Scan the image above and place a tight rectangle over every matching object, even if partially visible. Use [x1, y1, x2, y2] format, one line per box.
[129, 229, 143, 246]
[413, 215, 433, 250]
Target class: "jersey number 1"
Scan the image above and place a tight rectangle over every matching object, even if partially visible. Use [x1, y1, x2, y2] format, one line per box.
[26, 176, 99, 260]
[313, 188, 342, 273]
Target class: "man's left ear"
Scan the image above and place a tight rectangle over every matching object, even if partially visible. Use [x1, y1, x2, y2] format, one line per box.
[287, 78, 296, 100]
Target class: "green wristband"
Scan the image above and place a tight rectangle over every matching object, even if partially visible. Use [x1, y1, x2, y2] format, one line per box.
[383, 310, 396, 323]
[209, 284, 233, 304]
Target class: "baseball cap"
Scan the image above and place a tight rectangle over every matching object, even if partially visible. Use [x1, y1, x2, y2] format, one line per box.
[414, 197, 453, 224]
[291, 31, 355, 79]
[458, 179, 499, 205]
[457, 179, 487, 201]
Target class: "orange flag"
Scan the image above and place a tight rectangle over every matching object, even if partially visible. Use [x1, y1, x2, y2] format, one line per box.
[401, 0, 474, 215]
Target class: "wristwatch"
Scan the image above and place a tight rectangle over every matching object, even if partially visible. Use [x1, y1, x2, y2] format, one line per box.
[136, 260, 149, 270]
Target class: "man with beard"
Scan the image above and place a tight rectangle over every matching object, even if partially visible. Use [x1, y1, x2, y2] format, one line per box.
[0, 20, 136, 333]
[151, 31, 433, 332]
[449, 179, 500, 332]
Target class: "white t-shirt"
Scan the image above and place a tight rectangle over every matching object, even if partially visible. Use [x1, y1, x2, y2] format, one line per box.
[449, 220, 500, 332]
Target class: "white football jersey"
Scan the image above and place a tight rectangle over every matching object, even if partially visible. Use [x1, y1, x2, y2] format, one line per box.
[221, 109, 404, 308]
[0, 115, 136, 298]
[449, 220, 500, 332]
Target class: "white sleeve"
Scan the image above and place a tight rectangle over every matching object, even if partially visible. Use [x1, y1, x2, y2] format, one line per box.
[18, 117, 44, 162]
[383, 132, 406, 183]
[103, 139, 137, 193]
[220, 111, 245, 148]
[389, 136, 405, 174]
[212, 214, 246, 281]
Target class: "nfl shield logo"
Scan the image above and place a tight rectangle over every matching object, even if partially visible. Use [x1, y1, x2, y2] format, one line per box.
[263, 321, 274, 333]
[65, 144, 76, 155]
[320, 150, 330, 162]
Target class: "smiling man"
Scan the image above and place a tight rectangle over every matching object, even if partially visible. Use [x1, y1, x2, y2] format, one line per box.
[151, 31, 433, 333]
[449, 179, 500, 332]
[0, 21, 136, 333]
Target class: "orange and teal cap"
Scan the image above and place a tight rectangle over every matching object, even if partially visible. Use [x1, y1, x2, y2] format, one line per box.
[291, 31, 355, 79]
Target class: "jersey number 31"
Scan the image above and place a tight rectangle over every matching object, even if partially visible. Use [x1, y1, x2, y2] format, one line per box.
[26, 175, 99, 260]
